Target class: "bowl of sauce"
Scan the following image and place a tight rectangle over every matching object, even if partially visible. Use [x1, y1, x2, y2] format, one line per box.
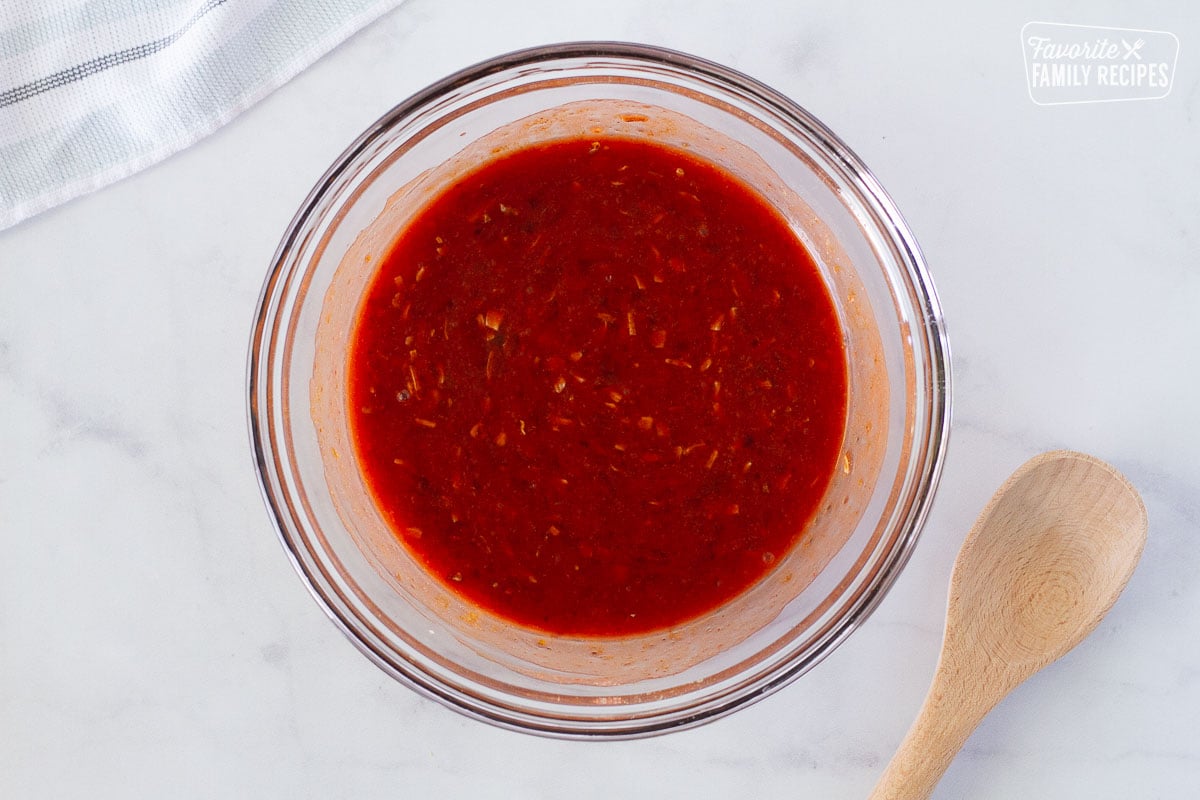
[250, 43, 949, 737]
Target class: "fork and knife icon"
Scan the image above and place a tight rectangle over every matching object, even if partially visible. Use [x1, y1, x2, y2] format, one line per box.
[1121, 38, 1146, 60]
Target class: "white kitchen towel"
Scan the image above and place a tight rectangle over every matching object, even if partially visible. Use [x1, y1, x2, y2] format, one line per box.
[0, 0, 407, 231]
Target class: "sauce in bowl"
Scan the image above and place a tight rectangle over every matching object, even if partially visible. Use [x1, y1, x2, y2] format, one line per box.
[348, 136, 847, 636]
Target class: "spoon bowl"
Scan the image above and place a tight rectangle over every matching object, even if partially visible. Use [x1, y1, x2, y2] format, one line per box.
[870, 450, 1148, 799]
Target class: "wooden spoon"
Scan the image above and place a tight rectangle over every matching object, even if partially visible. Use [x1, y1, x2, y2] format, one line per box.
[870, 450, 1148, 800]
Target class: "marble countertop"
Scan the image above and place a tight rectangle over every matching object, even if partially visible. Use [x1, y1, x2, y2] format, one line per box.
[3, 1, 1197, 797]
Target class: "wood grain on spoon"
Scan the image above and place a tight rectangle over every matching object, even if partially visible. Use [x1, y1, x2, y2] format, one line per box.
[870, 450, 1148, 800]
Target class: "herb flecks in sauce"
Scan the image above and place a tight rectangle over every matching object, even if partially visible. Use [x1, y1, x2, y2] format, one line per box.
[349, 137, 847, 636]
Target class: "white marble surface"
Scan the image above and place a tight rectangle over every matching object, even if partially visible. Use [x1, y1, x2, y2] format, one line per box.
[2, 1, 1198, 797]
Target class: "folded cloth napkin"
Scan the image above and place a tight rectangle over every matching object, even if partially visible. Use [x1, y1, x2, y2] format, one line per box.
[0, 0, 406, 231]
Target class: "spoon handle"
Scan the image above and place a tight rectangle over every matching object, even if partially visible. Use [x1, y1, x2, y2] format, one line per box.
[868, 663, 996, 800]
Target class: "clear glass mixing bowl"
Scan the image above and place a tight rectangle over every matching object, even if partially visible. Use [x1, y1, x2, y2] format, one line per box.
[249, 42, 950, 738]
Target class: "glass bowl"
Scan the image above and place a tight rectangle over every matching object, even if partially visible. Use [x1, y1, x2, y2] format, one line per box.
[248, 42, 949, 738]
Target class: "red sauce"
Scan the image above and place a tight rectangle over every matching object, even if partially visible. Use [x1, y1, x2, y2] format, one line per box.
[349, 137, 847, 636]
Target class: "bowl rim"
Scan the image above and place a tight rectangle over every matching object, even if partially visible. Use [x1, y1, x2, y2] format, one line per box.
[247, 40, 951, 738]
